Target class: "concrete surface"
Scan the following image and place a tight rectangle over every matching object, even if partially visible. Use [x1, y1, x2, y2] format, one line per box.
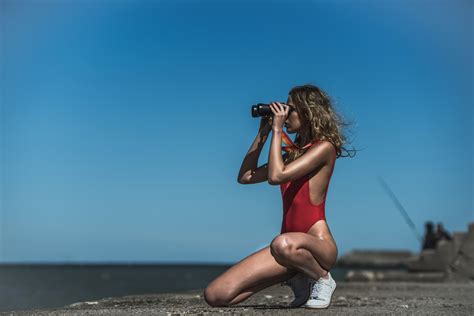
[4, 281, 474, 315]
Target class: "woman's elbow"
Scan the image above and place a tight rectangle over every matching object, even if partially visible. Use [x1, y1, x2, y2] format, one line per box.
[267, 177, 281, 185]
[237, 176, 250, 184]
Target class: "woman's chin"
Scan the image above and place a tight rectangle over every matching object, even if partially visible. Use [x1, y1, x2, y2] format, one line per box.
[285, 127, 295, 134]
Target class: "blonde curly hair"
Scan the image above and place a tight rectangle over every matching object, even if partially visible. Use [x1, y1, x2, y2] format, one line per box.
[283, 84, 357, 164]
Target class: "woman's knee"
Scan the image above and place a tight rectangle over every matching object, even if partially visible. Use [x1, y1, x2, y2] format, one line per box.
[270, 234, 296, 260]
[203, 283, 234, 307]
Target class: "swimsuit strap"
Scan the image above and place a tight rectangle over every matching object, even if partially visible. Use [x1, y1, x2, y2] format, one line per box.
[281, 131, 320, 153]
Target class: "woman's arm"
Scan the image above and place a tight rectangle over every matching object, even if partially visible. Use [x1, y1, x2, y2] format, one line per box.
[237, 130, 270, 184]
[267, 102, 332, 185]
[268, 137, 333, 185]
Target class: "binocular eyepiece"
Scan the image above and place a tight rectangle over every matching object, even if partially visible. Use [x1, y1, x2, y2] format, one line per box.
[251, 103, 293, 117]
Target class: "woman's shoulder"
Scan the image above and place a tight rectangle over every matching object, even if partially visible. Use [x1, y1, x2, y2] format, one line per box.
[310, 139, 337, 159]
[311, 138, 335, 150]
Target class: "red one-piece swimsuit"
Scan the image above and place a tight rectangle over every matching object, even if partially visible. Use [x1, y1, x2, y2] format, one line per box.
[280, 141, 337, 234]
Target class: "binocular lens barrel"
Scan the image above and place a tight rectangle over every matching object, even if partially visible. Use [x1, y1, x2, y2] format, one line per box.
[251, 103, 292, 117]
[251, 103, 273, 117]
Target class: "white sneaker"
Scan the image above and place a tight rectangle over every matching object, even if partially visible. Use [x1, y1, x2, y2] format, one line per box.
[304, 271, 337, 309]
[281, 272, 311, 307]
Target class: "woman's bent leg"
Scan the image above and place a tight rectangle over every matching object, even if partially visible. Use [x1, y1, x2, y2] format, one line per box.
[203, 245, 298, 307]
[270, 232, 338, 281]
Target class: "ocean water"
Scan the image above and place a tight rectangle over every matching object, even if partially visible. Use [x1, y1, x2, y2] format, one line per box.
[0, 264, 349, 312]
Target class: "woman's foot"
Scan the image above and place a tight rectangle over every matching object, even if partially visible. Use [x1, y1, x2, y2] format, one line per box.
[281, 272, 311, 307]
[304, 271, 337, 309]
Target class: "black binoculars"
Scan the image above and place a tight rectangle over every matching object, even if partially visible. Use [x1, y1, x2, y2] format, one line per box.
[251, 103, 293, 117]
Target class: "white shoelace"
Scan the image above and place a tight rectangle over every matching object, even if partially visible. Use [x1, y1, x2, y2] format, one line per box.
[309, 278, 328, 300]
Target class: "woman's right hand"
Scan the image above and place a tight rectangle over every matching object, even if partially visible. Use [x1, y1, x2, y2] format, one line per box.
[258, 115, 273, 135]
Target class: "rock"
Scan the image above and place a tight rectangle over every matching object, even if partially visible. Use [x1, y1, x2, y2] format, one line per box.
[437, 240, 456, 267]
[446, 222, 474, 280]
[407, 222, 474, 274]
[453, 232, 467, 254]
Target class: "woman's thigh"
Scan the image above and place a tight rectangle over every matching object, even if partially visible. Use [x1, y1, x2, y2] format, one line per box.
[204, 245, 297, 306]
[271, 232, 338, 271]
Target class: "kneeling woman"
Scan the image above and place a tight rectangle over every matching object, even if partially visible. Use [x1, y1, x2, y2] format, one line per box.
[204, 84, 354, 309]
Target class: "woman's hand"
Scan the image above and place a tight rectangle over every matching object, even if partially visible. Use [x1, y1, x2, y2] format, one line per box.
[269, 102, 290, 131]
[258, 115, 273, 135]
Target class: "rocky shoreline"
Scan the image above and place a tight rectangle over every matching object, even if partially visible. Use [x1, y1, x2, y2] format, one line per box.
[5, 280, 473, 315]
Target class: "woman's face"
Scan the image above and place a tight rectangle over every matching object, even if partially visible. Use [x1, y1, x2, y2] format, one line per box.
[284, 96, 302, 134]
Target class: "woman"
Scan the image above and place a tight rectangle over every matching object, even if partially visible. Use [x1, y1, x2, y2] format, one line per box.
[204, 84, 355, 309]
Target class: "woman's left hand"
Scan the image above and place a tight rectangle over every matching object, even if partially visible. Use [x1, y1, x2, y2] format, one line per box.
[269, 102, 289, 131]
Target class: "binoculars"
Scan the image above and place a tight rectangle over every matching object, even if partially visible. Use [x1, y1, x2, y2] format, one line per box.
[251, 103, 293, 117]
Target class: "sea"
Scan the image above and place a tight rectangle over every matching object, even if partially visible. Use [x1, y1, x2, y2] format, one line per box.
[0, 263, 351, 312]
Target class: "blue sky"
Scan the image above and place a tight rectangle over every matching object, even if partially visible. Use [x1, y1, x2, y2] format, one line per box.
[1, 0, 472, 263]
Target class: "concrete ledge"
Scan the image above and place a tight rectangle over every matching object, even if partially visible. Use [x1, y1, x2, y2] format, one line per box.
[345, 269, 446, 282]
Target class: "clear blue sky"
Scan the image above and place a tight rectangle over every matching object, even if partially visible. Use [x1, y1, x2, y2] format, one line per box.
[1, 0, 472, 263]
